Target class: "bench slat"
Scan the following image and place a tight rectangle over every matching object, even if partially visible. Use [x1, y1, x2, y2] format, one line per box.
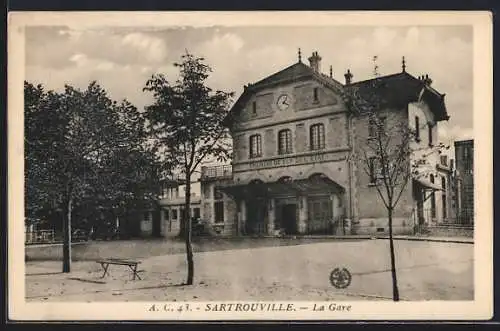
[97, 260, 140, 266]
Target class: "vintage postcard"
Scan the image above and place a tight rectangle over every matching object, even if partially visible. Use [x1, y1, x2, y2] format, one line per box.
[8, 11, 493, 321]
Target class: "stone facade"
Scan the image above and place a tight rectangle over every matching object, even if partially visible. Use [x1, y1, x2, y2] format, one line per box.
[141, 51, 452, 237]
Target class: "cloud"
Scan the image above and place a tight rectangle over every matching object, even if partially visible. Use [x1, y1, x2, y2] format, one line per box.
[69, 53, 88, 67]
[26, 28, 169, 69]
[121, 32, 168, 63]
[25, 26, 473, 144]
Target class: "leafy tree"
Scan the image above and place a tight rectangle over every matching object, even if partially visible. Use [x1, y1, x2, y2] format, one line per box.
[25, 81, 162, 272]
[144, 52, 234, 285]
[25, 82, 67, 225]
[344, 74, 448, 302]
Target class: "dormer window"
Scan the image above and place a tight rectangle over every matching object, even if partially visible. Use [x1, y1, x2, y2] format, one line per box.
[313, 87, 319, 103]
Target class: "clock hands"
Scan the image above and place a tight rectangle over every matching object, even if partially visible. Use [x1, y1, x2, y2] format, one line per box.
[279, 95, 289, 108]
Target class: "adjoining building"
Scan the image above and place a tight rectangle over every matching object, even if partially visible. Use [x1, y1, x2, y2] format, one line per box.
[454, 139, 474, 224]
[141, 50, 455, 237]
[140, 180, 202, 237]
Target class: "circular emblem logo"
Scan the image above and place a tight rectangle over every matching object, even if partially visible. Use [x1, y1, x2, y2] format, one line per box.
[329, 267, 352, 289]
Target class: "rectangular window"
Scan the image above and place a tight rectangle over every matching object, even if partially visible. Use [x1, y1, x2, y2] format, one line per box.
[378, 116, 386, 135]
[313, 87, 319, 102]
[428, 124, 433, 146]
[213, 186, 223, 200]
[369, 157, 377, 184]
[368, 116, 385, 138]
[278, 129, 293, 154]
[415, 116, 420, 141]
[249, 134, 262, 158]
[172, 209, 178, 220]
[193, 207, 201, 219]
[164, 209, 170, 221]
[143, 212, 150, 221]
[310, 123, 325, 150]
[430, 175, 436, 219]
[214, 201, 224, 223]
[431, 193, 436, 218]
[368, 118, 376, 138]
[252, 101, 257, 114]
[442, 195, 447, 219]
[203, 185, 211, 199]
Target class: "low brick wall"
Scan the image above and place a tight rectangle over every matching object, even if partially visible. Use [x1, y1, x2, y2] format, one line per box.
[353, 218, 414, 235]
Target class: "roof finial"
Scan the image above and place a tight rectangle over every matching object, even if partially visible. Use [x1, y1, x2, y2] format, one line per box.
[329, 65, 333, 78]
[402, 56, 406, 72]
[298, 48, 302, 63]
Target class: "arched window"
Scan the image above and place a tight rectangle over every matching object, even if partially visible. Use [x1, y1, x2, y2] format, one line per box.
[278, 129, 293, 155]
[249, 134, 262, 158]
[310, 123, 325, 150]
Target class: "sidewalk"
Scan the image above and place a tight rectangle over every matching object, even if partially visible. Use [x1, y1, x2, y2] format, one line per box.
[264, 234, 473, 244]
[25, 239, 473, 302]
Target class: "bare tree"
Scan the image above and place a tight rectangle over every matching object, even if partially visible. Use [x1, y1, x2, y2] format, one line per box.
[345, 75, 447, 301]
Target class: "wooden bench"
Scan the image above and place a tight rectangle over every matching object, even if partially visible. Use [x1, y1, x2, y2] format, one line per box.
[96, 259, 143, 280]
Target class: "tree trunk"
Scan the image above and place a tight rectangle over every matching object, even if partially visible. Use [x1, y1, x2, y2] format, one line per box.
[184, 174, 194, 285]
[62, 197, 72, 273]
[388, 207, 400, 301]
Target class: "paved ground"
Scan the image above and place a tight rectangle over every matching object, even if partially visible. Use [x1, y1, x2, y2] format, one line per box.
[25, 238, 473, 302]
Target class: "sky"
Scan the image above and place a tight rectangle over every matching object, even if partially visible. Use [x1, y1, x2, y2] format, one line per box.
[25, 25, 473, 157]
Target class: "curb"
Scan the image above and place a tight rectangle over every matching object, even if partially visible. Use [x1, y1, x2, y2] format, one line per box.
[261, 235, 473, 244]
[375, 236, 473, 244]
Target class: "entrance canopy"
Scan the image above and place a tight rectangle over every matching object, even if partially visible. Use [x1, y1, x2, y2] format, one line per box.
[413, 178, 442, 191]
[219, 175, 345, 199]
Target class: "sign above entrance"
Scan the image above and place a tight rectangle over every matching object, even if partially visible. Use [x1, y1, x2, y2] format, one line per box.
[233, 149, 349, 173]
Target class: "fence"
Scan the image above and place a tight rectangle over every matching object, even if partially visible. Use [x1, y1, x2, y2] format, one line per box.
[25, 230, 58, 244]
[201, 165, 233, 180]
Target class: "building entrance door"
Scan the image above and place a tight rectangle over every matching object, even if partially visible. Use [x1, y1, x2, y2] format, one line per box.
[246, 199, 267, 235]
[282, 204, 297, 234]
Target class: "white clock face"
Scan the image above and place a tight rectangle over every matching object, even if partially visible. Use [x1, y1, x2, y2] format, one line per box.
[277, 94, 291, 111]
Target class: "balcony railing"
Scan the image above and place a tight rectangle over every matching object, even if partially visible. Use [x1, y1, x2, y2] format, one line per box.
[201, 165, 233, 180]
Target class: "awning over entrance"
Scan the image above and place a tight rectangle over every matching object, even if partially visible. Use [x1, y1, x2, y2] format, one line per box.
[219, 175, 345, 199]
[413, 178, 442, 191]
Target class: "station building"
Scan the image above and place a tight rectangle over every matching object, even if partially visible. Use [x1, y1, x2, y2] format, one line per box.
[141, 50, 453, 237]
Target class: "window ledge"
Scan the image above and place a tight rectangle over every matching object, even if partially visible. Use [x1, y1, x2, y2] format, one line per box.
[368, 183, 377, 187]
[249, 155, 263, 159]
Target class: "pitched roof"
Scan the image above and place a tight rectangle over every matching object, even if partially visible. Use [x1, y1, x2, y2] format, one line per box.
[223, 61, 344, 127]
[223, 62, 449, 127]
[347, 72, 449, 121]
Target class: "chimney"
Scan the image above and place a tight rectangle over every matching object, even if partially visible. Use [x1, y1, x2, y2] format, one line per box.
[423, 74, 433, 86]
[308, 51, 322, 72]
[344, 69, 353, 85]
